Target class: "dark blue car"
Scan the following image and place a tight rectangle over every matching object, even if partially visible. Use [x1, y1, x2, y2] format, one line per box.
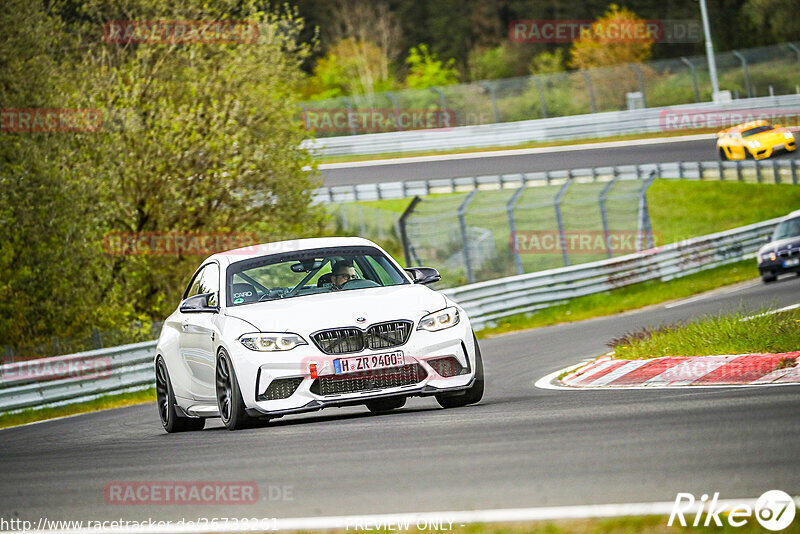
[757, 210, 800, 282]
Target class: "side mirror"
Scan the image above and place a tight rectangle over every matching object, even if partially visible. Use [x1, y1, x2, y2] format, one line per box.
[180, 292, 219, 313]
[405, 267, 441, 285]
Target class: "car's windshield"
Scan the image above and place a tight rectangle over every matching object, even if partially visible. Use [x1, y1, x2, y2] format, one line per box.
[773, 217, 800, 240]
[742, 125, 773, 137]
[226, 246, 409, 306]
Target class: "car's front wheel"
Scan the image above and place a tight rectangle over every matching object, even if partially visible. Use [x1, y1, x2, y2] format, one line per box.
[718, 147, 728, 161]
[761, 272, 777, 283]
[435, 333, 484, 409]
[156, 356, 205, 433]
[216, 349, 255, 431]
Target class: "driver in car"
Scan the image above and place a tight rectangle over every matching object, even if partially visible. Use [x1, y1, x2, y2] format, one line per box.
[330, 261, 358, 289]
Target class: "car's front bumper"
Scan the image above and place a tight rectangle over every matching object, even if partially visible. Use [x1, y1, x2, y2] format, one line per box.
[749, 140, 797, 159]
[228, 320, 477, 418]
[759, 257, 800, 277]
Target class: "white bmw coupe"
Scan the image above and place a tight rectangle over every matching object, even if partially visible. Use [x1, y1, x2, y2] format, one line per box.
[155, 237, 484, 431]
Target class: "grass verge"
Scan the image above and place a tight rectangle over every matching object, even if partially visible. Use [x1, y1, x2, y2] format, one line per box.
[609, 308, 800, 359]
[313, 129, 716, 164]
[476, 259, 758, 339]
[0, 388, 155, 430]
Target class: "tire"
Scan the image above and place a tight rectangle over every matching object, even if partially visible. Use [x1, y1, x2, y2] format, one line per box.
[718, 148, 728, 161]
[216, 349, 255, 431]
[155, 356, 205, 433]
[435, 332, 484, 409]
[366, 396, 407, 413]
[761, 273, 777, 283]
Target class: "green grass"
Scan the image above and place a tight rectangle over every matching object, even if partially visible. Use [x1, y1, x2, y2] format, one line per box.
[313, 129, 717, 164]
[476, 259, 758, 339]
[610, 308, 800, 360]
[0, 388, 155, 429]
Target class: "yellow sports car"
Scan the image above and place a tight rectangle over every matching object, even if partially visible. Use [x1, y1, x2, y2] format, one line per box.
[717, 120, 796, 160]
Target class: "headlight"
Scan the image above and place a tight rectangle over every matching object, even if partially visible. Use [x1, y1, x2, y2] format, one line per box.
[760, 252, 776, 263]
[239, 333, 307, 351]
[418, 307, 460, 332]
[748, 140, 762, 148]
[785, 132, 794, 140]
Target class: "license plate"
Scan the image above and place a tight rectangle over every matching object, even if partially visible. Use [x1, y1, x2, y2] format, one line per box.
[783, 258, 799, 267]
[334, 351, 404, 375]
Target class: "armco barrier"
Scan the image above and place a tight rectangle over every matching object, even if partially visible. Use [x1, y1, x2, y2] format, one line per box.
[0, 341, 156, 413]
[441, 218, 778, 326]
[0, 218, 780, 414]
[302, 94, 800, 157]
[313, 158, 800, 203]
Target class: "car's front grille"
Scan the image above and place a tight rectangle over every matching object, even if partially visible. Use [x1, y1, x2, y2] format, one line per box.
[310, 364, 426, 396]
[312, 321, 413, 355]
[364, 321, 413, 350]
[777, 248, 799, 258]
[257, 377, 304, 401]
[312, 328, 365, 354]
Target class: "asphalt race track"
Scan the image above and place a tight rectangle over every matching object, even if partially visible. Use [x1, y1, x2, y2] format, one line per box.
[320, 137, 800, 186]
[2, 274, 799, 525]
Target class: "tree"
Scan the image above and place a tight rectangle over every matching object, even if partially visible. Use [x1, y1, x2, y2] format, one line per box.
[569, 4, 654, 70]
[405, 44, 459, 89]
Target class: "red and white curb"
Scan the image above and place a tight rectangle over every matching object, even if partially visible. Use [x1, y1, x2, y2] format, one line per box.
[536, 352, 800, 390]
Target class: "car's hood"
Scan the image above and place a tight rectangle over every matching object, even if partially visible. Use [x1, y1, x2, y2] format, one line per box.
[758, 235, 800, 255]
[223, 284, 447, 333]
[749, 130, 790, 146]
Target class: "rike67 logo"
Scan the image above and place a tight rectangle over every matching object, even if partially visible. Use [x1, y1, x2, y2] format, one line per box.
[669, 490, 796, 531]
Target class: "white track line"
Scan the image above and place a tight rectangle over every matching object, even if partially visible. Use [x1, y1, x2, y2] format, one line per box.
[740, 302, 800, 321]
[314, 133, 715, 170]
[664, 281, 759, 309]
[15, 497, 800, 534]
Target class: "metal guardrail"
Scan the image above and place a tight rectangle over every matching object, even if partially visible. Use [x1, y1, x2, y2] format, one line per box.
[0, 218, 779, 414]
[0, 341, 156, 413]
[313, 158, 800, 203]
[302, 94, 800, 157]
[441, 218, 778, 327]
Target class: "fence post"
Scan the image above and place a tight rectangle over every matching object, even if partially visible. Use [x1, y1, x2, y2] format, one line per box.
[341, 97, 358, 135]
[737, 160, 743, 182]
[386, 91, 402, 131]
[399, 196, 421, 268]
[480, 81, 501, 123]
[629, 63, 647, 107]
[91, 328, 103, 349]
[732, 50, 753, 98]
[430, 87, 447, 111]
[680, 57, 701, 102]
[599, 170, 620, 259]
[718, 160, 724, 181]
[637, 171, 657, 251]
[357, 204, 367, 236]
[678, 161, 684, 179]
[756, 160, 763, 183]
[793, 159, 799, 185]
[458, 190, 479, 283]
[772, 159, 780, 184]
[554, 179, 573, 267]
[507, 184, 527, 275]
[533, 76, 548, 118]
[581, 71, 598, 113]
[787, 43, 800, 80]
